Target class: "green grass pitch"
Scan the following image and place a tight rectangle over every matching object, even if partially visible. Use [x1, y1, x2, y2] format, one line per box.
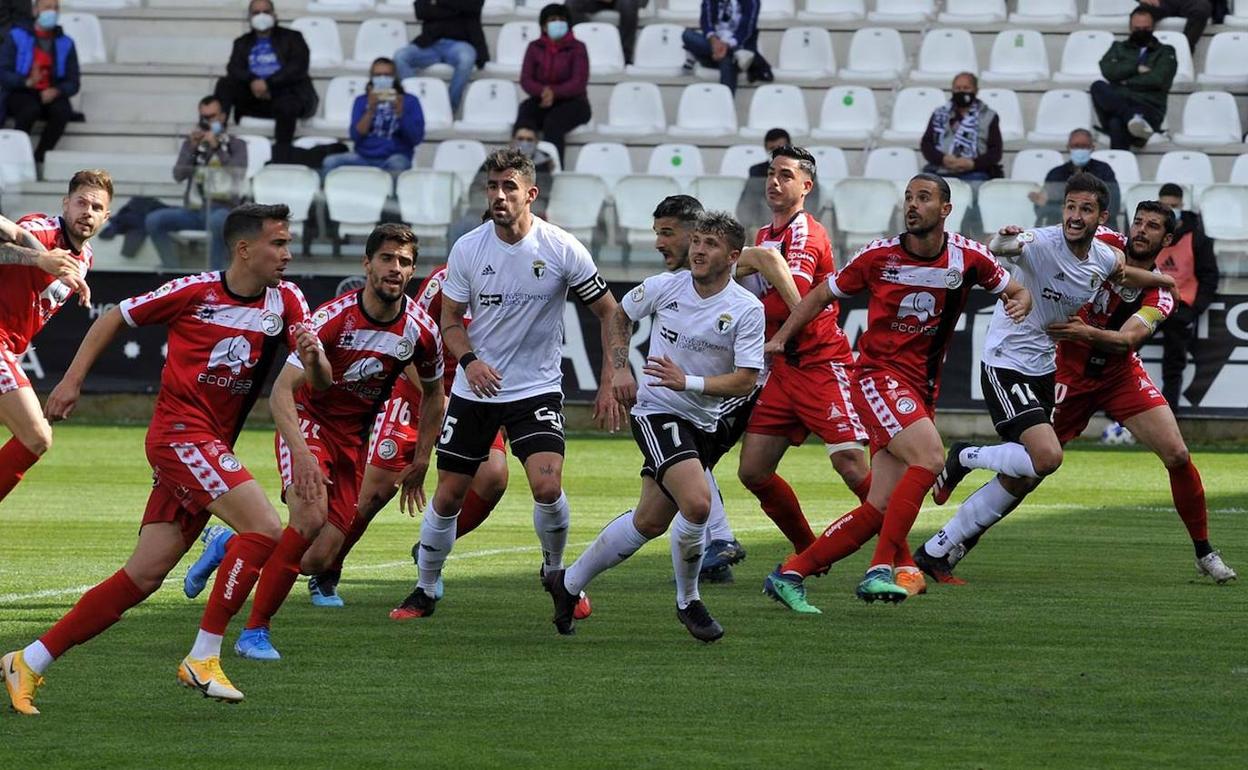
[1, 425, 1245, 768]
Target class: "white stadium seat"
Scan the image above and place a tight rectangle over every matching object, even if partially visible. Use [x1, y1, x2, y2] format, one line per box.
[1081, 0, 1137, 27]
[573, 22, 625, 76]
[832, 178, 898, 250]
[881, 87, 945, 144]
[668, 84, 738, 139]
[1052, 31, 1114, 86]
[911, 29, 978, 84]
[1123, 183, 1180, 219]
[772, 27, 836, 81]
[251, 165, 320, 235]
[1010, 149, 1063, 184]
[0, 129, 37, 187]
[236, 135, 272, 181]
[307, 0, 375, 11]
[1230, 154, 1248, 185]
[326, 167, 393, 237]
[647, 144, 705, 187]
[977, 180, 1042, 233]
[720, 144, 768, 178]
[290, 17, 344, 70]
[482, 0, 516, 16]
[1198, 185, 1248, 252]
[759, 0, 798, 20]
[1027, 90, 1093, 145]
[61, 13, 107, 65]
[982, 30, 1050, 84]
[690, 176, 749, 214]
[402, 77, 454, 132]
[62, 0, 137, 7]
[349, 19, 408, 71]
[978, 88, 1025, 142]
[840, 28, 907, 82]
[378, 0, 413, 12]
[1228, 0, 1248, 27]
[599, 82, 667, 137]
[113, 36, 231, 67]
[809, 145, 850, 195]
[1198, 33, 1248, 88]
[537, 140, 562, 173]
[944, 178, 974, 234]
[1173, 92, 1243, 147]
[293, 136, 341, 150]
[1010, 0, 1077, 25]
[485, 22, 540, 76]
[658, 0, 701, 22]
[573, 142, 633, 192]
[433, 139, 488, 191]
[626, 24, 687, 78]
[863, 147, 920, 191]
[310, 76, 368, 131]
[397, 169, 461, 243]
[453, 79, 518, 135]
[798, 0, 865, 22]
[545, 174, 608, 242]
[868, 0, 934, 24]
[615, 175, 683, 251]
[1092, 149, 1141, 186]
[938, 0, 1006, 24]
[741, 85, 809, 139]
[1155, 31, 1194, 85]
[1155, 151, 1215, 190]
[811, 86, 878, 143]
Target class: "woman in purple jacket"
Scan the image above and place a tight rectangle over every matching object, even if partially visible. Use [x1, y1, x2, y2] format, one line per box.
[515, 3, 590, 162]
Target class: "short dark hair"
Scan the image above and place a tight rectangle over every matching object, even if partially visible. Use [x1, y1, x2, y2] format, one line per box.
[224, 203, 290, 251]
[1130, 5, 1157, 22]
[482, 147, 536, 187]
[953, 71, 978, 88]
[1158, 182, 1184, 199]
[1135, 200, 1177, 236]
[693, 210, 745, 253]
[910, 172, 952, 203]
[198, 95, 222, 110]
[1064, 172, 1110, 214]
[652, 195, 703, 224]
[539, 2, 568, 26]
[763, 128, 791, 145]
[1068, 128, 1094, 144]
[68, 169, 113, 200]
[770, 144, 817, 182]
[365, 223, 418, 260]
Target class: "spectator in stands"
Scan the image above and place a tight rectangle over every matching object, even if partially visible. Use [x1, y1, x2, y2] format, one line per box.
[566, 0, 645, 66]
[1090, 7, 1177, 151]
[1137, 0, 1211, 53]
[516, 4, 590, 163]
[0, 0, 79, 164]
[145, 96, 247, 270]
[736, 128, 820, 231]
[215, 0, 318, 149]
[321, 58, 424, 177]
[919, 72, 1003, 183]
[447, 123, 553, 243]
[681, 0, 759, 94]
[1030, 129, 1120, 226]
[1155, 183, 1219, 409]
[395, 0, 488, 113]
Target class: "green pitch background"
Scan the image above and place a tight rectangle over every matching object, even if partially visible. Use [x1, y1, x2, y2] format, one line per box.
[1, 426, 1245, 768]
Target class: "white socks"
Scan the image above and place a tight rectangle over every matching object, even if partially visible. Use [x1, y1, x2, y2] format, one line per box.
[926, 478, 1019, 558]
[961, 442, 1038, 478]
[21, 641, 53, 674]
[702, 470, 734, 546]
[671, 513, 706, 610]
[188, 630, 223, 660]
[533, 491, 571, 572]
[564, 511, 651, 596]
[417, 504, 458, 593]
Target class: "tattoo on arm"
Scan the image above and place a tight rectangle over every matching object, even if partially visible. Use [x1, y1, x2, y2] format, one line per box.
[0, 242, 40, 266]
[608, 308, 633, 370]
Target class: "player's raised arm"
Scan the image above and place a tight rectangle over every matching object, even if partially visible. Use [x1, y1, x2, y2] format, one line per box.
[295, 322, 332, 390]
[736, 246, 801, 310]
[399, 363, 446, 516]
[441, 295, 502, 399]
[586, 289, 625, 433]
[270, 362, 327, 504]
[44, 306, 127, 421]
[988, 225, 1028, 260]
[1111, 259, 1178, 291]
[764, 280, 835, 355]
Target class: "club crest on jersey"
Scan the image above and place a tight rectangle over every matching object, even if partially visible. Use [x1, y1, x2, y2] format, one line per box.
[395, 337, 414, 360]
[896, 397, 917, 415]
[423, 279, 441, 300]
[313, 309, 330, 326]
[377, 439, 398, 460]
[715, 313, 733, 334]
[898, 292, 937, 323]
[1089, 274, 1101, 291]
[344, 357, 385, 382]
[630, 284, 645, 302]
[208, 335, 259, 375]
[944, 269, 963, 289]
[218, 453, 242, 473]
[1118, 285, 1141, 302]
[532, 259, 547, 279]
[260, 311, 283, 336]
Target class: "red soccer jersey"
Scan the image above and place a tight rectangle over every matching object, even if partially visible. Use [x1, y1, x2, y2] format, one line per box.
[119, 271, 310, 445]
[297, 290, 443, 443]
[829, 232, 1010, 402]
[753, 211, 852, 365]
[388, 264, 468, 405]
[0, 214, 94, 354]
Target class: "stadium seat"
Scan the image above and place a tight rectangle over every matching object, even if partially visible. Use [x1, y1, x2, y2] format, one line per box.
[1009, 148, 1063, 184]
[868, 0, 934, 24]
[809, 145, 849, 199]
[772, 27, 836, 81]
[61, 0, 137, 8]
[485, 22, 540, 76]
[811, 86, 878, 143]
[453, 79, 519, 135]
[759, 0, 798, 20]
[290, 18, 344, 70]
[573, 142, 633, 192]
[433, 139, 488, 192]
[1173, 92, 1243, 147]
[690, 176, 748, 215]
[647, 144, 705, 187]
[741, 85, 810, 139]
[944, 178, 974, 233]
[720, 144, 768, 178]
[615, 175, 683, 253]
[977, 179, 1042, 233]
[113, 36, 232, 67]
[348, 19, 408, 71]
[1052, 31, 1114, 86]
[293, 136, 341, 150]
[61, 13, 107, 65]
[798, 0, 865, 23]
[1081, 0, 1137, 27]
[1198, 33, 1248, 88]
[396, 170, 459, 242]
[658, 0, 701, 21]
[482, 0, 517, 16]
[236, 135, 272, 181]
[937, 0, 1006, 24]
[831, 178, 897, 251]
[1228, 0, 1248, 26]
[1123, 182, 1178, 218]
[1009, 0, 1077, 25]
[0, 129, 37, 187]
[325, 167, 393, 237]
[598, 82, 667, 137]
[840, 27, 907, 82]
[978, 88, 1025, 142]
[981, 30, 1050, 84]
[1092, 149, 1141, 186]
[1198, 185, 1248, 253]
[310, 76, 368, 130]
[1026, 90, 1093, 145]
[1230, 154, 1248, 185]
[378, 0, 413, 13]
[1154, 151, 1215, 191]
[1154, 31, 1194, 85]
[625, 24, 686, 77]
[881, 87, 945, 144]
[251, 165, 320, 235]
[307, 0, 375, 11]
[668, 84, 738, 139]
[401, 77, 453, 132]
[863, 147, 920, 192]
[545, 174, 608, 242]
[537, 140, 563, 173]
[911, 29, 978, 84]
[573, 23, 625, 76]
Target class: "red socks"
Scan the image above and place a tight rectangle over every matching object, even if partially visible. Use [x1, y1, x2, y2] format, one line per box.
[1168, 459, 1209, 543]
[456, 489, 498, 539]
[746, 473, 815, 552]
[245, 527, 311, 630]
[39, 569, 151, 658]
[870, 466, 938, 568]
[852, 472, 872, 503]
[199, 531, 278, 635]
[782, 502, 884, 578]
[0, 437, 40, 503]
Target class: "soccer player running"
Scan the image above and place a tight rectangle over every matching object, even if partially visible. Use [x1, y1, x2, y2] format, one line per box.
[544, 211, 765, 640]
[389, 148, 621, 619]
[917, 203, 1236, 583]
[760, 174, 1031, 610]
[0, 170, 109, 508]
[916, 174, 1178, 582]
[3, 205, 316, 714]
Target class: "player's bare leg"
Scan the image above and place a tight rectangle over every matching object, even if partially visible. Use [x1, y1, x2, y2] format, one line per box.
[0, 387, 53, 504]
[829, 444, 872, 502]
[737, 432, 817, 551]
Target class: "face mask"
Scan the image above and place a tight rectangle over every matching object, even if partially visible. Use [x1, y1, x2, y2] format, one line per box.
[514, 139, 536, 157]
[1129, 29, 1152, 46]
[1070, 148, 1092, 167]
[546, 20, 568, 40]
[210, 120, 224, 135]
[36, 10, 58, 29]
[371, 75, 394, 92]
[251, 12, 275, 32]
[952, 92, 975, 108]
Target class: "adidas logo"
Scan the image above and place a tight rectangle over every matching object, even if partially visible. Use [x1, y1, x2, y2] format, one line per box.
[1053, 271, 1066, 282]
[482, 265, 496, 276]
[664, 301, 679, 311]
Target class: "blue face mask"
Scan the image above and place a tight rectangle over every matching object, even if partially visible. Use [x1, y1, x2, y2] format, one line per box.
[36, 10, 58, 29]
[209, 120, 224, 135]
[546, 20, 568, 40]
[1070, 148, 1092, 167]
[371, 75, 394, 92]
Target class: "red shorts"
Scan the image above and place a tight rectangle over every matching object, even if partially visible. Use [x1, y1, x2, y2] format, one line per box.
[746, 359, 867, 451]
[142, 438, 255, 548]
[0, 343, 31, 394]
[367, 392, 505, 473]
[852, 370, 933, 452]
[1054, 359, 1169, 444]
[276, 415, 365, 536]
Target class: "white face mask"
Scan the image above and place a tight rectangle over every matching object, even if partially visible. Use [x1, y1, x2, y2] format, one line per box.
[250, 12, 275, 32]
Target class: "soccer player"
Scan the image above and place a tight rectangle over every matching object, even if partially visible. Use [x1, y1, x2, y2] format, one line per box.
[2, 204, 316, 714]
[917, 173, 1178, 580]
[759, 174, 1030, 611]
[389, 147, 621, 619]
[735, 145, 871, 557]
[916, 202, 1236, 584]
[544, 211, 765, 640]
[0, 170, 109, 507]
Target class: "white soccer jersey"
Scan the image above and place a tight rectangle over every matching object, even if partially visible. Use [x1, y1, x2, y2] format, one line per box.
[983, 225, 1119, 376]
[442, 218, 607, 402]
[621, 271, 765, 431]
